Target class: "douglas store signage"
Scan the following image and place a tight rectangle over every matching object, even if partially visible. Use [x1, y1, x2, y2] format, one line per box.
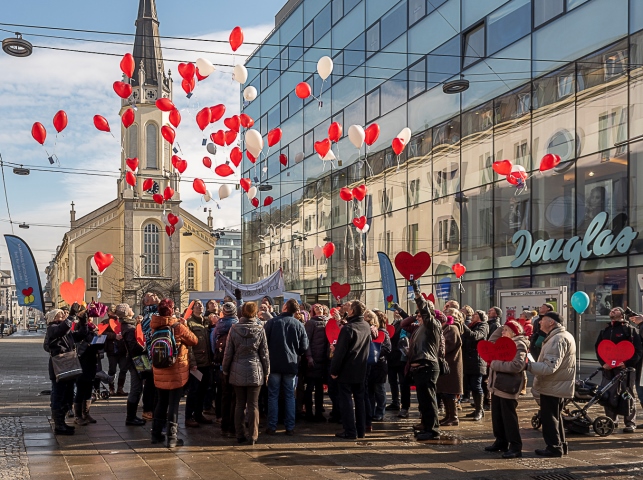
[511, 212, 639, 274]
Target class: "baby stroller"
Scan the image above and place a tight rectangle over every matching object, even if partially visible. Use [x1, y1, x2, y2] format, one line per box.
[92, 370, 113, 402]
[531, 367, 633, 437]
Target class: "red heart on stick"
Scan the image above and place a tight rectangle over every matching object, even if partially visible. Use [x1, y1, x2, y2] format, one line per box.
[93, 252, 114, 273]
[352, 216, 367, 230]
[352, 185, 367, 201]
[339, 188, 353, 202]
[597, 339, 635, 367]
[97, 323, 109, 335]
[373, 330, 386, 344]
[394, 251, 432, 281]
[109, 318, 122, 335]
[330, 282, 351, 301]
[60, 278, 86, 305]
[386, 324, 395, 338]
[314, 139, 331, 157]
[22, 287, 33, 296]
[325, 320, 341, 344]
[477, 337, 517, 364]
[422, 293, 436, 304]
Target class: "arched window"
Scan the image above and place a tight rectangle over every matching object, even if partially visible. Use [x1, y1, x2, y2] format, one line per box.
[143, 223, 160, 275]
[127, 124, 138, 159]
[88, 258, 97, 289]
[186, 261, 196, 290]
[146, 123, 158, 169]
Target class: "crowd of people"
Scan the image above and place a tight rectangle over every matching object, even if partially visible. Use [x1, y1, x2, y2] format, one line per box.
[43, 284, 643, 457]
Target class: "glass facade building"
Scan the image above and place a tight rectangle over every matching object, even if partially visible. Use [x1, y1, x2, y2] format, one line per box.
[241, 0, 643, 358]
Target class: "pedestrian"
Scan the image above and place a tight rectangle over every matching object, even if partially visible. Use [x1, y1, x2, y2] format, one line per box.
[104, 311, 128, 397]
[327, 307, 345, 423]
[140, 292, 160, 421]
[72, 304, 101, 426]
[461, 310, 489, 421]
[304, 304, 329, 422]
[389, 304, 412, 418]
[212, 302, 239, 437]
[461, 305, 474, 326]
[222, 301, 270, 445]
[116, 303, 146, 427]
[150, 299, 198, 447]
[264, 299, 309, 435]
[485, 320, 529, 459]
[185, 300, 214, 428]
[483, 306, 503, 410]
[330, 300, 371, 439]
[529, 303, 555, 360]
[594, 307, 642, 433]
[526, 311, 576, 457]
[203, 299, 220, 418]
[0, 319, 5, 338]
[368, 310, 391, 422]
[436, 311, 463, 427]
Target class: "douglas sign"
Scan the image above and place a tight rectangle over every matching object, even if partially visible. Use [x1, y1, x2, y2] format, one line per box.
[511, 212, 638, 274]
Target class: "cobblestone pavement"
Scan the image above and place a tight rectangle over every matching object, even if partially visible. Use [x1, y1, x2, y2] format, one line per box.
[3, 331, 643, 479]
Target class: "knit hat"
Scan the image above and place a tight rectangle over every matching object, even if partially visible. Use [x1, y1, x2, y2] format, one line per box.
[543, 311, 562, 323]
[45, 309, 63, 324]
[114, 303, 131, 319]
[505, 320, 524, 336]
[222, 302, 237, 317]
[261, 295, 274, 306]
[543, 303, 555, 312]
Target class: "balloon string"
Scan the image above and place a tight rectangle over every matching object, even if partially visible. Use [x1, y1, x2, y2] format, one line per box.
[459, 280, 465, 293]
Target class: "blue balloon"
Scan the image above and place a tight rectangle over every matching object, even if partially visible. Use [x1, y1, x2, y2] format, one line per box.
[571, 291, 590, 314]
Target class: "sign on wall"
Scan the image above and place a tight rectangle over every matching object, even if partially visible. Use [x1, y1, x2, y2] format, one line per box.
[496, 287, 568, 327]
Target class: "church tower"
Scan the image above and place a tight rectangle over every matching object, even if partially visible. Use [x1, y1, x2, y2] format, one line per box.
[119, 0, 179, 201]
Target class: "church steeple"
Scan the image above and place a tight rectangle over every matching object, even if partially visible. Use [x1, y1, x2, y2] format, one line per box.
[132, 0, 166, 89]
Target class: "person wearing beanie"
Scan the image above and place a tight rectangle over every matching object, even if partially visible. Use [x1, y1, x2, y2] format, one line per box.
[185, 300, 214, 428]
[103, 310, 128, 397]
[526, 311, 576, 457]
[461, 310, 489, 421]
[212, 301, 239, 437]
[530, 303, 556, 360]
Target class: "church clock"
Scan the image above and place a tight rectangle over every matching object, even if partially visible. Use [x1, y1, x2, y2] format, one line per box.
[145, 180, 159, 195]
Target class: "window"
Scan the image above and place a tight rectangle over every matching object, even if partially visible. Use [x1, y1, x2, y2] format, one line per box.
[534, 0, 564, 28]
[407, 223, 419, 254]
[267, 58, 280, 86]
[332, 0, 343, 24]
[314, 4, 331, 43]
[127, 124, 138, 159]
[345, 34, 365, 75]
[381, 1, 407, 48]
[366, 23, 380, 58]
[409, 58, 426, 98]
[280, 48, 288, 73]
[186, 261, 196, 290]
[487, 0, 531, 55]
[143, 223, 160, 276]
[281, 97, 289, 123]
[463, 23, 485, 68]
[223, 249, 233, 257]
[345, 0, 360, 14]
[146, 123, 158, 169]
[380, 70, 407, 115]
[408, 178, 420, 206]
[366, 89, 380, 122]
[409, 0, 426, 26]
[88, 259, 97, 289]
[428, 36, 460, 88]
[304, 22, 314, 49]
[289, 32, 304, 65]
[268, 105, 280, 131]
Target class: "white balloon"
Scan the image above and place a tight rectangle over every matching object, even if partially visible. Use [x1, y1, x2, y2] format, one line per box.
[243, 86, 257, 102]
[90, 257, 103, 277]
[246, 186, 257, 201]
[196, 58, 216, 76]
[204, 190, 212, 202]
[317, 56, 333, 80]
[245, 129, 264, 156]
[175, 218, 184, 230]
[294, 152, 304, 164]
[359, 224, 370, 234]
[233, 64, 248, 84]
[398, 127, 412, 145]
[313, 245, 323, 260]
[219, 184, 232, 200]
[348, 125, 365, 149]
[161, 212, 171, 226]
[321, 150, 336, 161]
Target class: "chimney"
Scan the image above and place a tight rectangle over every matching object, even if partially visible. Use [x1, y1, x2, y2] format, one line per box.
[70, 202, 76, 227]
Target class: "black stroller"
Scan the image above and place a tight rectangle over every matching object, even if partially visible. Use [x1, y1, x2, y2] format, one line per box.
[531, 367, 634, 437]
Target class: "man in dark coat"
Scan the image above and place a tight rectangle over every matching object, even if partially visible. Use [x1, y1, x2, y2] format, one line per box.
[185, 300, 214, 427]
[304, 304, 329, 421]
[461, 310, 489, 421]
[330, 300, 371, 439]
[265, 299, 309, 435]
[530, 303, 555, 359]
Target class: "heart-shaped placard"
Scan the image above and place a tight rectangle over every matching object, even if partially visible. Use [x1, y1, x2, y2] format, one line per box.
[330, 282, 351, 301]
[352, 185, 367, 201]
[97, 323, 109, 336]
[352, 216, 367, 230]
[477, 337, 517, 364]
[60, 278, 86, 305]
[373, 330, 386, 344]
[136, 323, 145, 347]
[394, 251, 431, 281]
[597, 339, 635, 367]
[314, 139, 331, 157]
[326, 319, 341, 344]
[109, 318, 122, 335]
[386, 324, 395, 338]
[422, 293, 436, 304]
[93, 252, 114, 273]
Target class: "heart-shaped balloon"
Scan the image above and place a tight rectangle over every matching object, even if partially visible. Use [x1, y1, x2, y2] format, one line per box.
[224, 115, 240, 133]
[597, 339, 635, 367]
[167, 213, 179, 226]
[452, 263, 466, 279]
[263, 196, 274, 207]
[225, 130, 238, 146]
[230, 147, 242, 167]
[492, 159, 513, 176]
[313, 245, 323, 260]
[156, 98, 175, 112]
[339, 188, 353, 202]
[178, 62, 196, 80]
[211, 130, 226, 147]
[22, 287, 34, 296]
[181, 77, 195, 95]
[60, 278, 86, 305]
[247, 151, 257, 164]
[352, 185, 367, 201]
[326, 319, 341, 343]
[125, 171, 137, 187]
[196, 107, 211, 131]
[539, 153, 561, 172]
[279, 154, 288, 166]
[174, 158, 187, 174]
[166, 225, 175, 236]
[240, 113, 254, 128]
[394, 251, 432, 281]
[143, 178, 154, 191]
[314, 139, 332, 157]
[126, 157, 139, 172]
[323, 242, 335, 258]
[161, 125, 175, 144]
[169, 109, 181, 128]
[240, 178, 252, 192]
[477, 337, 518, 364]
[330, 282, 351, 301]
[153, 194, 164, 205]
[113, 81, 133, 99]
[328, 122, 343, 143]
[251, 197, 259, 208]
[93, 252, 114, 273]
[121, 108, 135, 128]
[364, 123, 380, 146]
[392, 137, 405, 156]
[210, 104, 226, 122]
[352, 216, 367, 230]
[202, 157, 212, 169]
[267, 128, 282, 147]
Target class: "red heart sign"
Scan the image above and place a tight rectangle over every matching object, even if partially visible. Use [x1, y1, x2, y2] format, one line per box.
[93, 252, 114, 273]
[373, 330, 386, 344]
[422, 293, 436, 304]
[597, 339, 635, 367]
[240, 178, 251, 192]
[314, 139, 331, 157]
[211, 130, 225, 147]
[326, 320, 341, 344]
[386, 324, 395, 338]
[230, 147, 243, 167]
[386, 295, 393, 302]
[330, 282, 351, 300]
[22, 287, 33, 296]
[394, 251, 432, 281]
[224, 115, 240, 133]
[477, 337, 517, 364]
[97, 323, 109, 336]
[339, 188, 353, 202]
[109, 318, 122, 335]
[136, 323, 145, 347]
[60, 278, 86, 305]
[215, 164, 235, 177]
[126, 157, 138, 172]
[323, 242, 335, 258]
[352, 185, 367, 201]
[352, 216, 367, 230]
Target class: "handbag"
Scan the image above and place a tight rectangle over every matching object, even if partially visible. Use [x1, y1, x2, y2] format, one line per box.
[438, 357, 450, 376]
[494, 372, 523, 395]
[51, 350, 82, 382]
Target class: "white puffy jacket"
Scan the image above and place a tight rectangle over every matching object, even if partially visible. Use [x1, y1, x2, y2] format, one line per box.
[528, 325, 576, 399]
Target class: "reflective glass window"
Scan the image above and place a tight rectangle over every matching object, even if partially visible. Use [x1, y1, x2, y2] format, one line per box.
[381, 1, 407, 48]
[332, 51, 344, 85]
[280, 48, 288, 73]
[534, 0, 565, 28]
[304, 22, 314, 49]
[304, 130, 314, 156]
[409, 0, 425, 26]
[345, 0, 361, 14]
[268, 105, 280, 132]
[428, 36, 460, 88]
[380, 70, 407, 115]
[332, 0, 343, 24]
[462, 0, 509, 29]
[463, 23, 485, 68]
[493, 179, 531, 268]
[460, 186, 494, 270]
[260, 114, 268, 136]
[268, 58, 280, 85]
[281, 97, 289, 123]
[289, 32, 304, 66]
[630, 145, 643, 254]
[345, 34, 365, 75]
[344, 97, 366, 132]
[366, 88, 380, 122]
[408, 58, 426, 98]
[567, 0, 589, 9]
[314, 4, 332, 43]
[367, 23, 380, 58]
[289, 89, 303, 115]
[487, 0, 531, 55]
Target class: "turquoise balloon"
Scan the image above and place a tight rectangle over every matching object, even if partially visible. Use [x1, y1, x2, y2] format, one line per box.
[571, 291, 590, 314]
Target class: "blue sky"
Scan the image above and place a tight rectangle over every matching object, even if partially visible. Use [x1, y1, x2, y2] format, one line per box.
[0, 0, 285, 273]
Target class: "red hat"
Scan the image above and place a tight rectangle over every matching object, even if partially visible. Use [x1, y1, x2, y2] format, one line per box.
[505, 320, 523, 336]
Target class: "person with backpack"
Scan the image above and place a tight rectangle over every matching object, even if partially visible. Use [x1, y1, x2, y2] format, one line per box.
[212, 302, 239, 437]
[150, 298, 198, 447]
[185, 300, 213, 428]
[141, 292, 160, 421]
[203, 300, 220, 417]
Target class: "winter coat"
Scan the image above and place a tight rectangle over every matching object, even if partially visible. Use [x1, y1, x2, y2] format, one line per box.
[100, 320, 119, 356]
[330, 315, 371, 384]
[461, 320, 489, 375]
[487, 317, 502, 339]
[387, 319, 407, 368]
[265, 313, 309, 375]
[437, 323, 463, 395]
[401, 315, 444, 368]
[488, 330, 529, 400]
[45, 317, 79, 381]
[211, 315, 239, 351]
[369, 328, 392, 384]
[151, 315, 198, 390]
[141, 304, 158, 356]
[222, 316, 270, 387]
[75, 319, 101, 382]
[187, 314, 212, 368]
[595, 321, 643, 369]
[120, 317, 144, 364]
[305, 315, 329, 378]
[528, 324, 576, 399]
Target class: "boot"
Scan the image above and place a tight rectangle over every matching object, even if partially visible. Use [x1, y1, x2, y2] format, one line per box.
[109, 383, 115, 396]
[151, 418, 165, 444]
[74, 403, 89, 426]
[439, 398, 459, 426]
[125, 401, 146, 426]
[53, 408, 74, 435]
[165, 422, 184, 448]
[471, 393, 484, 421]
[83, 400, 97, 424]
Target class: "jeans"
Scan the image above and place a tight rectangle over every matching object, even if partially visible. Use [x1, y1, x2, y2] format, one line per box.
[540, 394, 566, 454]
[491, 395, 521, 451]
[154, 387, 182, 425]
[368, 382, 386, 418]
[234, 385, 261, 441]
[464, 374, 484, 396]
[338, 382, 366, 438]
[304, 377, 325, 418]
[126, 363, 143, 405]
[268, 373, 296, 431]
[107, 354, 128, 388]
[185, 366, 211, 419]
[414, 366, 440, 436]
[51, 380, 75, 411]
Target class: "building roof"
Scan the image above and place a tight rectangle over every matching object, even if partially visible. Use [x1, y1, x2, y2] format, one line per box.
[132, 0, 165, 88]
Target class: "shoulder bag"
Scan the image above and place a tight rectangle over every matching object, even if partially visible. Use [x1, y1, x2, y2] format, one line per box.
[51, 336, 82, 382]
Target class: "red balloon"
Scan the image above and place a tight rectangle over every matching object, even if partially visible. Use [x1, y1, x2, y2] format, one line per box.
[164, 186, 174, 201]
[166, 225, 175, 237]
[113, 81, 133, 99]
[328, 122, 342, 142]
[161, 125, 175, 144]
[247, 150, 256, 164]
[452, 263, 466, 279]
[539, 153, 561, 172]
[267, 128, 282, 147]
[153, 193, 164, 205]
[196, 67, 208, 81]
[352, 184, 367, 201]
[322, 242, 335, 258]
[492, 159, 513, 176]
[251, 197, 259, 208]
[53, 110, 68, 133]
[229, 26, 244, 52]
[210, 104, 226, 122]
[392, 137, 405, 156]
[240, 113, 254, 128]
[93, 115, 110, 133]
[314, 138, 332, 157]
[120, 53, 135, 78]
[121, 108, 135, 129]
[339, 187, 354, 202]
[171, 155, 188, 174]
[93, 251, 114, 273]
[177, 63, 196, 80]
[295, 82, 311, 99]
[196, 107, 211, 131]
[279, 154, 288, 166]
[169, 108, 181, 128]
[506, 174, 519, 186]
[225, 130, 238, 146]
[215, 164, 235, 177]
[181, 77, 195, 95]
[352, 216, 367, 230]
[211, 130, 225, 147]
[263, 196, 274, 207]
[240, 178, 252, 192]
[126, 157, 139, 171]
[167, 213, 179, 226]
[125, 171, 136, 187]
[224, 115, 240, 133]
[31, 122, 46, 145]
[364, 123, 380, 146]
[230, 147, 242, 167]
[193, 178, 207, 195]
[143, 178, 154, 191]
[202, 157, 212, 168]
[156, 98, 176, 112]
